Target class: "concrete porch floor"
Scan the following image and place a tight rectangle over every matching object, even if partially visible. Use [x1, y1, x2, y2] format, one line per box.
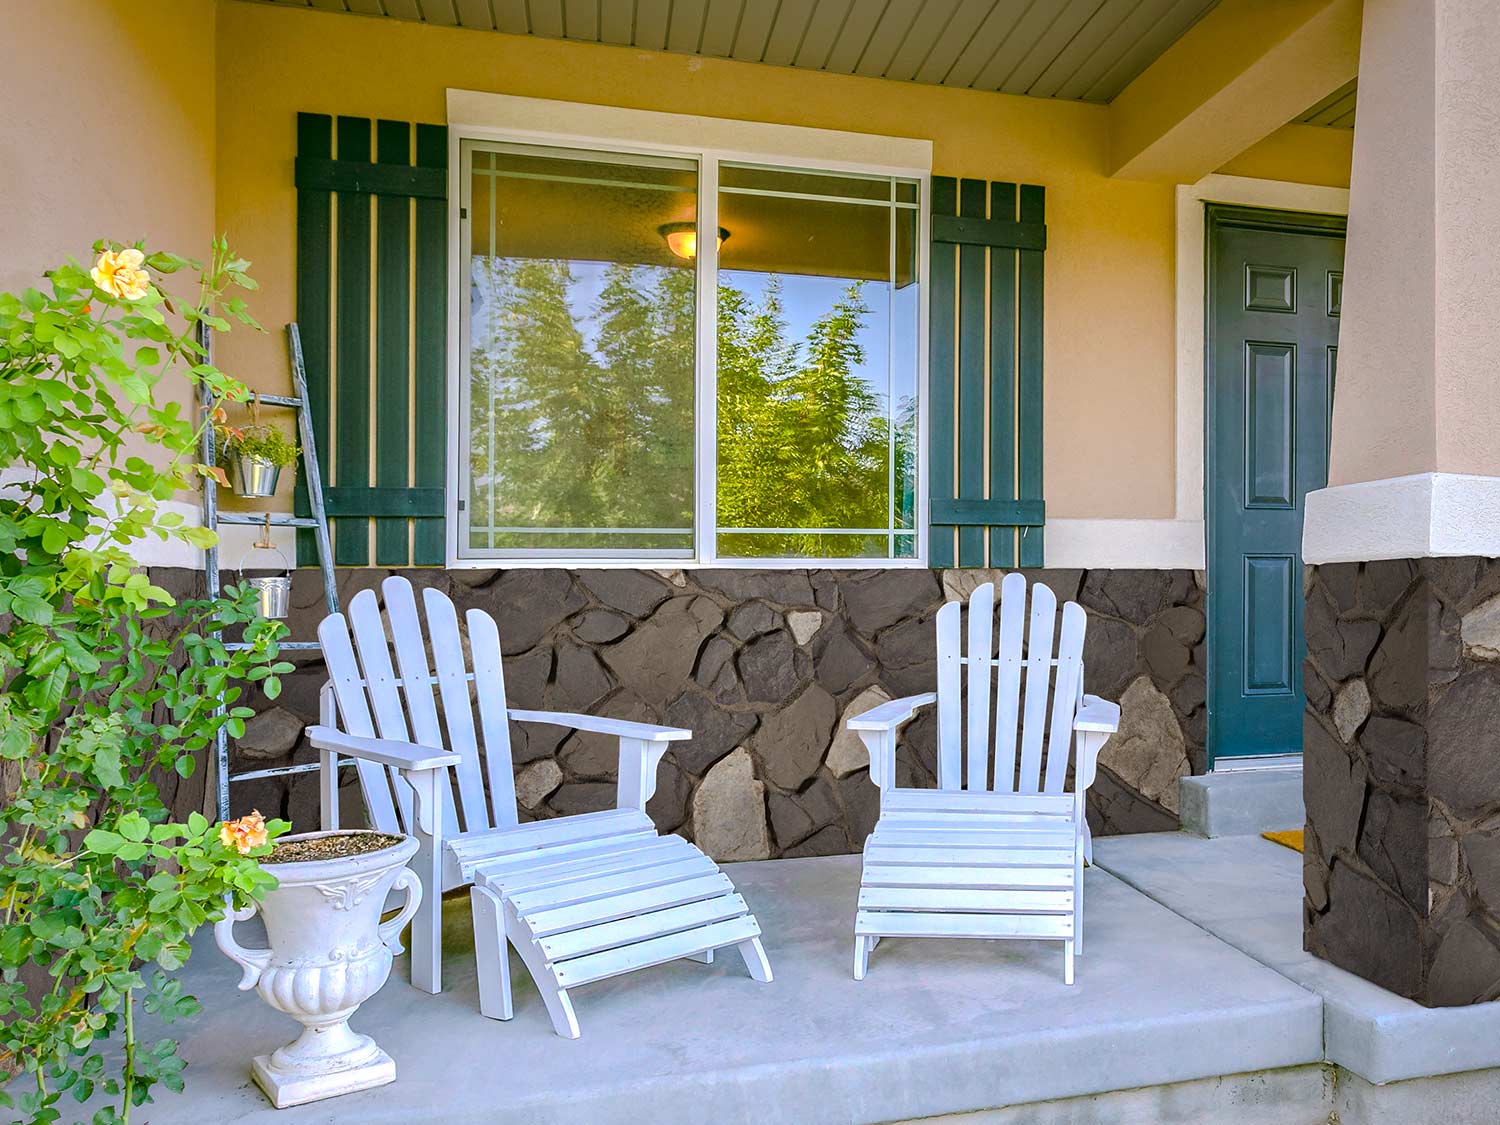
[148, 852, 1323, 1124]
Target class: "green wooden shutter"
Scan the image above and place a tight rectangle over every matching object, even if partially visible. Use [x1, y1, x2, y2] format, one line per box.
[928, 177, 1045, 569]
[295, 112, 448, 567]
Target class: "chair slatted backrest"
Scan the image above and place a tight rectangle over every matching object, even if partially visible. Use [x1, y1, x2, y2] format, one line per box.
[318, 576, 517, 837]
[934, 573, 1087, 794]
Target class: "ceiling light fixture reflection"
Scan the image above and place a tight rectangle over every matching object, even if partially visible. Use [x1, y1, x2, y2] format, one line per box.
[658, 222, 729, 260]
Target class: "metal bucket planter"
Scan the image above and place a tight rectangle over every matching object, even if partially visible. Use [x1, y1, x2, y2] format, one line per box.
[234, 454, 284, 498]
[240, 544, 293, 620]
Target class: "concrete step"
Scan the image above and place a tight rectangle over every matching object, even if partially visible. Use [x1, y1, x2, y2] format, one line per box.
[1178, 764, 1304, 838]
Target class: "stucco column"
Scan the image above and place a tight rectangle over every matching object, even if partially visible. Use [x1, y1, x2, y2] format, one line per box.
[1301, 0, 1500, 1006]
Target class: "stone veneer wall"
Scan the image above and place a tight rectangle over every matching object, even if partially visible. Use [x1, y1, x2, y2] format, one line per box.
[1304, 558, 1500, 1006]
[165, 566, 1207, 859]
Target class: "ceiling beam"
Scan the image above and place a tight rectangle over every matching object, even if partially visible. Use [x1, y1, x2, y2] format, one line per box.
[1107, 0, 1361, 183]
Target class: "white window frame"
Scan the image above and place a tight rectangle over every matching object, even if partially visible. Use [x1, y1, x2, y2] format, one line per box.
[444, 92, 933, 570]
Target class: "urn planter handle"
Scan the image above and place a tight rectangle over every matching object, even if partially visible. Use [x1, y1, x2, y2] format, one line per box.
[377, 869, 423, 956]
[214, 902, 272, 990]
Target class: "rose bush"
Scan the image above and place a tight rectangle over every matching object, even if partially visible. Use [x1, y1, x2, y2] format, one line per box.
[0, 240, 292, 1124]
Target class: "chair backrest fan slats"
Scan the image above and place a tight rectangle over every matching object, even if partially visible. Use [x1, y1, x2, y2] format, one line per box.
[934, 600, 964, 790]
[322, 577, 520, 837]
[934, 575, 1088, 797]
[318, 610, 403, 833]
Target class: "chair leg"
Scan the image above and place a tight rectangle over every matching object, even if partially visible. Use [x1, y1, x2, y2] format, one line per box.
[853, 935, 872, 981]
[1074, 844, 1085, 956]
[1064, 940, 1075, 986]
[470, 886, 513, 1021]
[686, 948, 715, 964]
[503, 900, 580, 1039]
[736, 936, 774, 983]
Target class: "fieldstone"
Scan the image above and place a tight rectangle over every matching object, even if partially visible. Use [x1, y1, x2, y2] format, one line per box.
[1170, 674, 1206, 716]
[548, 642, 612, 711]
[548, 781, 616, 817]
[559, 694, 659, 779]
[941, 569, 1004, 603]
[1142, 622, 1190, 683]
[1359, 559, 1417, 618]
[1428, 922, 1500, 1006]
[1356, 790, 1427, 909]
[1079, 570, 1172, 624]
[1366, 595, 1428, 717]
[645, 756, 692, 832]
[1082, 614, 1139, 698]
[1332, 679, 1371, 743]
[1304, 663, 1333, 713]
[691, 748, 770, 861]
[1461, 594, 1500, 660]
[1426, 557, 1483, 607]
[694, 635, 735, 688]
[727, 601, 779, 640]
[1097, 676, 1190, 813]
[471, 569, 585, 652]
[1303, 715, 1368, 864]
[1429, 828, 1459, 886]
[1305, 586, 1381, 682]
[515, 759, 562, 809]
[811, 571, 840, 611]
[1025, 569, 1086, 603]
[1431, 601, 1462, 685]
[1463, 832, 1500, 910]
[787, 609, 823, 646]
[602, 596, 723, 702]
[815, 629, 876, 694]
[662, 691, 758, 775]
[575, 569, 671, 618]
[1307, 861, 1425, 1000]
[837, 771, 882, 846]
[839, 570, 941, 635]
[1318, 563, 1360, 614]
[782, 824, 849, 858]
[739, 630, 802, 703]
[768, 774, 840, 849]
[572, 608, 630, 644]
[877, 613, 937, 675]
[237, 707, 303, 761]
[654, 568, 689, 589]
[1358, 714, 1424, 791]
[695, 570, 815, 605]
[827, 686, 892, 777]
[447, 568, 498, 590]
[502, 647, 552, 709]
[1429, 669, 1500, 818]
[1087, 769, 1179, 836]
[752, 684, 837, 790]
[1158, 605, 1206, 645]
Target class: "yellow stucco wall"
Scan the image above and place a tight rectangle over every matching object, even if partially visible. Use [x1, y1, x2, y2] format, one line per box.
[212, 2, 1346, 523]
[0, 0, 217, 296]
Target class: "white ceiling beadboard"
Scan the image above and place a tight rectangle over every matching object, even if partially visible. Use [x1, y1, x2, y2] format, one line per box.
[244, 0, 1229, 104]
[1296, 77, 1356, 128]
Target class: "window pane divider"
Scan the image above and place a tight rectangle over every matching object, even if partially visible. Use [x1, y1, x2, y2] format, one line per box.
[694, 152, 720, 567]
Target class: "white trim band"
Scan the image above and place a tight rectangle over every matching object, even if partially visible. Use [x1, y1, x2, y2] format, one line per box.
[1303, 473, 1500, 563]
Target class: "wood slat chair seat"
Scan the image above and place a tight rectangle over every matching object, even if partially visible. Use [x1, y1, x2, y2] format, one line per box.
[473, 834, 769, 1038]
[308, 576, 773, 1037]
[846, 574, 1120, 984]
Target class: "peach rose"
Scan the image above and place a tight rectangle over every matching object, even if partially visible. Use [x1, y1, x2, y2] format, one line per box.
[90, 248, 151, 301]
[219, 810, 269, 855]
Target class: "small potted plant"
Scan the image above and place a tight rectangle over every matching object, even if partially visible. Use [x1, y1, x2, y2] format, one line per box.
[220, 422, 299, 497]
[214, 818, 422, 1109]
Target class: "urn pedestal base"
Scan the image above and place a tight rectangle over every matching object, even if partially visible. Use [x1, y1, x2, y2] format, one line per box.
[252, 1040, 395, 1108]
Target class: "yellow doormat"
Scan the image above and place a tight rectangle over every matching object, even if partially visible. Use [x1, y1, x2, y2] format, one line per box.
[1262, 829, 1304, 853]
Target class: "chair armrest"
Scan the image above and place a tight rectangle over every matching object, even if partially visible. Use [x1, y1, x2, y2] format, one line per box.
[306, 726, 461, 772]
[1074, 695, 1120, 734]
[846, 693, 938, 732]
[508, 709, 691, 743]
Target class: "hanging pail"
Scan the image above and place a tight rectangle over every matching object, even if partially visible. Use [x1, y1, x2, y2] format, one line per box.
[239, 545, 293, 620]
[234, 455, 283, 498]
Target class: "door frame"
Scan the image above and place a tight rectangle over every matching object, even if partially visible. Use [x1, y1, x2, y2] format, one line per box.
[1202, 201, 1347, 770]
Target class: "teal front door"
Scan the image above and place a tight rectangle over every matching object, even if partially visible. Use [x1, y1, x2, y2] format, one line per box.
[1207, 206, 1345, 764]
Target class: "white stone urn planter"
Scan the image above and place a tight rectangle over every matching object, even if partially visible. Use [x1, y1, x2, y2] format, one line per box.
[214, 830, 422, 1109]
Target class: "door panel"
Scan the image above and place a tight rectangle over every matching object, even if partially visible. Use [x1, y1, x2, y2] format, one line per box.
[1208, 208, 1344, 764]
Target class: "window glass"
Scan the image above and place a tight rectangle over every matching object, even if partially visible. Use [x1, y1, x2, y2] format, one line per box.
[715, 164, 920, 559]
[464, 143, 696, 556]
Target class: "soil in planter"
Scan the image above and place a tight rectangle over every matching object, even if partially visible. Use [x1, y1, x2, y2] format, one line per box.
[265, 833, 406, 864]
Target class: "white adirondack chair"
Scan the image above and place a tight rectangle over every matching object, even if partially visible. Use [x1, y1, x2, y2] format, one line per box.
[305, 576, 773, 1038]
[846, 573, 1120, 984]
